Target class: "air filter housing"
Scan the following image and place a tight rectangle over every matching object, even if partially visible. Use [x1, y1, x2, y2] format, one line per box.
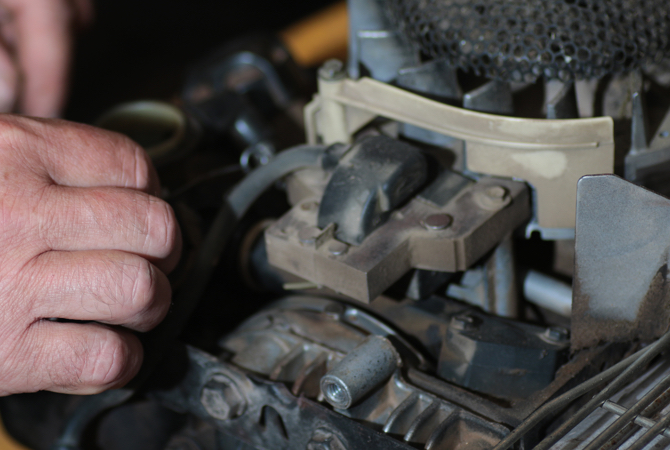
[388, 0, 670, 82]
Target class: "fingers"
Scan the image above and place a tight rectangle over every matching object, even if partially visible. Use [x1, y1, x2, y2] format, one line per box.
[0, 116, 160, 194]
[27, 250, 171, 332]
[23, 321, 143, 394]
[37, 185, 182, 273]
[4, 0, 72, 117]
[0, 42, 17, 112]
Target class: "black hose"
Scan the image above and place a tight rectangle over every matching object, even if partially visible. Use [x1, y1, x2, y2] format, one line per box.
[49, 144, 328, 450]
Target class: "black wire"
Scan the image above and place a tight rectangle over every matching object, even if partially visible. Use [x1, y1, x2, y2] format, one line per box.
[49, 144, 327, 450]
[165, 165, 242, 200]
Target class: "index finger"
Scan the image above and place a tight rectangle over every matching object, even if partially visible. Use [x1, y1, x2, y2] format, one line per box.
[0, 115, 160, 195]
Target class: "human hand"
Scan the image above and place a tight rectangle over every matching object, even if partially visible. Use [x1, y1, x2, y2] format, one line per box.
[0, 0, 92, 117]
[0, 115, 181, 395]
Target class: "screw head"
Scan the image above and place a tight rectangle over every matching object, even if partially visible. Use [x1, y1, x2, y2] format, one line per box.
[422, 214, 453, 231]
[319, 59, 346, 81]
[298, 226, 321, 245]
[451, 314, 480, 331]
[543, 326, 570, 343]
[200, 374, 246, 421]
[328, 241, 349, 256]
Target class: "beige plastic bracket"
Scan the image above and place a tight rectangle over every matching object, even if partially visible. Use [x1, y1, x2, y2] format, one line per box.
[305, 76, 614, 234]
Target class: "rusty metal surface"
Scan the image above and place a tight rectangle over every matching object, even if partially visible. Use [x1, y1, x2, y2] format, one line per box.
[572, 175, 670, 350]
[265, 175, 530, 303]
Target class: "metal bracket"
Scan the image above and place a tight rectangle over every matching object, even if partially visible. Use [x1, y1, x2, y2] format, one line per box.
[305, 76, 614, 239]
[265, 176, 529, 303]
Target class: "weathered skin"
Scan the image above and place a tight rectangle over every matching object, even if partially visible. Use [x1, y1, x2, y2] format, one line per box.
[0, 115, 181, 395]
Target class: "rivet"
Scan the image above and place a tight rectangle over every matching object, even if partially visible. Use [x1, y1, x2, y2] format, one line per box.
[421, 214, 453, 230]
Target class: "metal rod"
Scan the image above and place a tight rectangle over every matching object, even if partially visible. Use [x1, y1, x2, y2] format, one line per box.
[492, 330, 670, 450]
[626, 408, 670, 450]
[584, 374, 670, 450]
[602, 401, 670, 439]
[533, 330, 670, 450]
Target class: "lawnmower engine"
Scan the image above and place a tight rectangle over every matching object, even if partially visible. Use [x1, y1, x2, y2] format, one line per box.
[6, 0, 670, 449]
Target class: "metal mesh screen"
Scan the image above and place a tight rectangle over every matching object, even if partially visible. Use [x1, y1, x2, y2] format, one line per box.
[388, 0, 670, 82]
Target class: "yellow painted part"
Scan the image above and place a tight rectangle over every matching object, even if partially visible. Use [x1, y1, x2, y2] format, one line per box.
[280, 1, 348, 67]
[0, 418, 28, 450]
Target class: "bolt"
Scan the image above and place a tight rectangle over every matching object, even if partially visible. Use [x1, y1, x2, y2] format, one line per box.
[544, 326, 570, 343]
[298, 226, 322, 245]
[451, 314, 480, 331]
[422, 214, 453, 231]
[200, 374, 246, 421]
[318, 59, 346, 81]
[475, 185, 510, 210]
[328, 241, 349, 256]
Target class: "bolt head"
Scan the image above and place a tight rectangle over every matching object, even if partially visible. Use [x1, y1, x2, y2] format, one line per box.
[319, 59, 345, 81]
[422, 214, 453, 231]
[200, 374, 246, 421]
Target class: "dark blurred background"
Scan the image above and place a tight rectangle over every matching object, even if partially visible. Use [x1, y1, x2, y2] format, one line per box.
[64, 0, 338, 123]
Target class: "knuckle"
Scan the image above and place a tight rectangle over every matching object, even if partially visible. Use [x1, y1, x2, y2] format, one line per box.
[145, 199, 178, 258]
[82, 331, 135, 388]
[126, 258, 156, 314]
[120, 258, 169, 331]
[131, 146, 152, 191]
[91, 128, 150, 191]
[123, 138, 151, 191]
[41, 328, 134, 391]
